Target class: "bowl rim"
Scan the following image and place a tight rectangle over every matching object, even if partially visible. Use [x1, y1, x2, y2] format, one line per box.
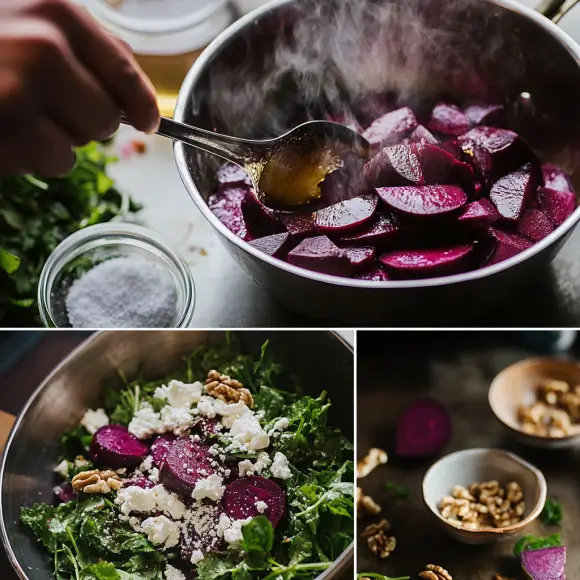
[488, 356, 580, 443]
[421, 447, 547, 535]
[0, 330, 354, 580]
[173, 0, 580, 291]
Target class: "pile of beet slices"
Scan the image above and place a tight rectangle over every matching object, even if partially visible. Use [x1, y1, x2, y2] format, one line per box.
[209, 101, 576, 280]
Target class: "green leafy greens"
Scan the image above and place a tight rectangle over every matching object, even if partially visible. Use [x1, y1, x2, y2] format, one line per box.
[540, 498, 563, 526]
[512, 533, 562, 557]
[0, 142, 141, 326]
[21, 337, 354, 580]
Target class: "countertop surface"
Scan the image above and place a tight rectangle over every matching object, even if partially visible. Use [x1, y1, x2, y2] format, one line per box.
[357, 331, 580, 580]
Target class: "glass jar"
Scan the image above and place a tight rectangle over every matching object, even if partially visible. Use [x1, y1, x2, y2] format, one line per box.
[81, 0, 234, 117]
[38, 222, 196, 328]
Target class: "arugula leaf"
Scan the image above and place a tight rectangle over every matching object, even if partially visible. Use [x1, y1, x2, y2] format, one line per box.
[80, 562, 119, 579]
[541, 498, 563, 526]
[513, 533, 562, 557]
[0, 247, 20, 274]
[240, 517, 275, 568]
[385, 482, 411, 500]
[60, 426, 92, 462]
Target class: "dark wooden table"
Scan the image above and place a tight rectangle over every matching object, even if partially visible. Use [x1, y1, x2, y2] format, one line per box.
[357, 331, 580, 580]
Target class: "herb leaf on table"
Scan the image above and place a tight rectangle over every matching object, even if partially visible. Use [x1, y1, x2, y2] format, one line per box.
[541, 498, 563, 526]
[512, 533, 562, 557]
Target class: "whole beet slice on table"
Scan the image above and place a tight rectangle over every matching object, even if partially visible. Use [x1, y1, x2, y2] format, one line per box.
[521, 547, 566, 580]
[90, 425, 149, 469]
[379, 245, 474, 277]
[287, 235, 352, 276]
[314, 194, 378, 232]
[377, 185, 468, 218]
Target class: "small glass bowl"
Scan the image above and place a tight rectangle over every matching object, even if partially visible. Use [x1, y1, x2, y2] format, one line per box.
[38, 222, 195, 328]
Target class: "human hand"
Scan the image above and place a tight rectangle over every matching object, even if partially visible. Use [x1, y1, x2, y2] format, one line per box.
[0, 0, 160, 176]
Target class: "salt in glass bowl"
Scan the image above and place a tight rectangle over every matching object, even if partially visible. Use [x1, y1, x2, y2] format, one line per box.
[38, 222, 195, 328]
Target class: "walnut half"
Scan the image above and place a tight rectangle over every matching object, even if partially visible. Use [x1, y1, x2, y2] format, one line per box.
[357, 448, 388, 479]
[205, 369, 254, 407]
[71, 469, 122, 494]
[419, 565, 453, 580]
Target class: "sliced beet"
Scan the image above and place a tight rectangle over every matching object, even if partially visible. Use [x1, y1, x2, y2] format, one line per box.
[337, 211, 400, 246]
[192, 417, 220, 440]
[516, 209, 555, 242]
[363, 143, 422, 187]
[537, 187, 576, 226]
[426, 103, 469, 137]
[521, 547, 566, 580]
[319, 152, 368, 205]
[420, 144, 474, 195]
[249, 233, 292, 258]
[395, 399, 452, 458]
[356, 265, 391, 281]
[325, 111, 364, 134]
[222, 476, 286, 528]
[489, 165, 538, 221]
[124, 475, 156, 489]
[159, 439, 217, 494]
[377, 185, 467, 218]
[287, 236, 351, 276]
[363, 107, 418, 148]
[181, 504, 224, 558]
[314, 194, 378, 232]
[464, 103, 505, 127]
[216, 163, 252, 187]
[208, 186, 253, 242]
[344, 246, 376, 271]
[241, 193, 285, 237]
[279, 212, 318, 239]
[151, 434, 176, 468]
[486, 227, 533, 265]
[457, 199, 499, 228]
[54, 482, 75, 504]
[90, 425, 149, 469]
[409, 124, 439, 145]
[379, 245, 473, 277]
[542, 164, 574, 193]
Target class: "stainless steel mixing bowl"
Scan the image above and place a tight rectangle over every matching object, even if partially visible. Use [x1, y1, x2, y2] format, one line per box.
[0, 330, 354, 579]
[173, 0, 580, 325]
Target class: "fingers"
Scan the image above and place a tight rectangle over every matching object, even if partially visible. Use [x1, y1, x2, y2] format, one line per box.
[34, 0, 160, 132]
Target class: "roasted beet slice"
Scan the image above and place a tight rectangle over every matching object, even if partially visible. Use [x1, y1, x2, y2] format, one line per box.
[420, 144, 474, 195]
[279, 212, 318, 239]
[486, 227, 533, 265]
[395, 399, 452, 457]
[54, 482, 75, 504]
[409, 124, 439, 145]
[124, 475, 156, 489]
[222, 476, 286, 528]
[242, 193, 285, 237]
[537, 186, 576, 226]
[90, 425, 149, 469]
[541, 164, 574, 193]
[377, 185, 467, 218]
[379, 245, 473, 277]
[489, 165, 538, 221]
[216, 163, 252, 187]
[521, 546, 566, 580]
[287, 235, 351, 276]
[320, 152, 368, 205]
[314, 194, 378, 232]
[516, 209, 554, 242]
[192, 417, 221, 440]
[457, 199, 499, 228]
[426, 103, 469, 137]
[337, 212, 400, 246]
[356, 265, 391, 281]
[363, 107, 418, 148]
[249, 233, 292, 258]
[363, 143, 422, 187]
[344, 246, 376, 271]
[208, 186, 253, 242]
[151, 434, 176, 468]
[181, 504, 224, 559]
[159, 439, 217, 493]
[464, 103, 505, 127]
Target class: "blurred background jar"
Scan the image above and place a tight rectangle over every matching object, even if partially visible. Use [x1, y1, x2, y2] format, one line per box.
[79, 0, 235, 117]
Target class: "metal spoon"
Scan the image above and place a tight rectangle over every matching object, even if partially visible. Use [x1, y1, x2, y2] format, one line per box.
[121, 116, 370, 209]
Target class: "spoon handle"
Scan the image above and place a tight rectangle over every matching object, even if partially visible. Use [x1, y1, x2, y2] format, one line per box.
[121, 116, 258, 167]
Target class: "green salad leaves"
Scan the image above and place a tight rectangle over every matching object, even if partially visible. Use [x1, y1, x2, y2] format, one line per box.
[21, 338, 354, 580]
[0, 142, 140, 326]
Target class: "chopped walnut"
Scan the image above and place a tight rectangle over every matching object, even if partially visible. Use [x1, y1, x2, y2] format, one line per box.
[560, 391, 580, 421]
[357, 448, 388, 478]
[205, 369, 254, 407]
[367, 530, 396, 559]
[420, 565, 453, 580]
[361, 518, 391, 538]
[71, 469, 122, 494]
[357, 487, 382, 516]
[438, 481, 525, 530]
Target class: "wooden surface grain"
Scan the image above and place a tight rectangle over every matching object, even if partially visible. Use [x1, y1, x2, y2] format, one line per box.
[357, 331, 579, 580]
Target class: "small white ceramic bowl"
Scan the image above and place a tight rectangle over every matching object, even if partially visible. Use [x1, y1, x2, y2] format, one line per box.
[422, 448, 546, 545]
[489, 358, 580, 449]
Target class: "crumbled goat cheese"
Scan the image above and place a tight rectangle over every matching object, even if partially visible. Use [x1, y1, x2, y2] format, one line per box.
[74, 456, 89, 468]
[149, 468, 160, 484]
[80, 408, 109, 435]
[229, 414, 270, 451]
[165, 564, 186, 580]
[269, 417, 290, 434]
[141, 516, 180, 549]
[160, 405, 193, 435]
[237, 452, 271, 477]
[129, 516, 142, 532]
[116, 485, 186, 520]
[190, 549, 205, 565]
[217, 514, 252, 546]
[192, 474, 225, 502]
[116, 468, 127, 475]
[270, 452, 292, 479]
[256, 500, 268, 513]
[129, 403, 164, 439]
[53, 460, 69, 479]
[155, 380, 202, 408]
[238, 460, 254, 477]
[139, 456, 154, 473]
